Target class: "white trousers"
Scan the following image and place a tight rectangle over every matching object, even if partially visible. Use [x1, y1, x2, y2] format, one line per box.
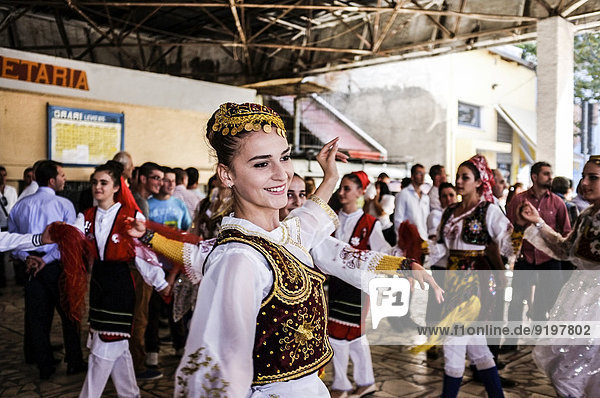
[443, 335, 496, 378]
[329, 335, 375, 391]
[79, 333, 140, 398]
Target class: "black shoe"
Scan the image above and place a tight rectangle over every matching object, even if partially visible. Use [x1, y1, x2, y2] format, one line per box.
[499, 376, 517, 388]
[39, 366, 56, 380]
[136, 369, 163, 381]
[426, 346, 440, 360]
[66, 361, 87, 375]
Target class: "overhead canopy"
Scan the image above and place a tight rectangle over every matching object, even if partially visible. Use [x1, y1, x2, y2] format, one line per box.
[3, 1, 600, 85]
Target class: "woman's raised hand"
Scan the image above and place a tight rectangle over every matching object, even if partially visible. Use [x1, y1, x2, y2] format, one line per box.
[312, 137, 348, 203]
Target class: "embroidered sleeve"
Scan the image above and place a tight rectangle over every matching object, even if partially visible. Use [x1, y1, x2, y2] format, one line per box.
[310, 236, 413, 293]
[148, 232, 185, 265]
[523, 223, 575, 261]
[288, 195, 339, 251]
[308, 195, 339, 229]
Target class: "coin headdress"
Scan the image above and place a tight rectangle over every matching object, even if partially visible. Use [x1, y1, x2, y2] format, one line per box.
[210, 102, 286, 138]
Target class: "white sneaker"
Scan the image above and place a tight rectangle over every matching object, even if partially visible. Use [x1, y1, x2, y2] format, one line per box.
[146, 352, 159, 367]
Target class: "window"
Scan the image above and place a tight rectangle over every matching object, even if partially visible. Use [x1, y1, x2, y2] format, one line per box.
[458, 102, 481, 128]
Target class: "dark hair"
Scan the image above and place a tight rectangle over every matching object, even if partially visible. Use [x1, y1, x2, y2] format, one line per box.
[551, 176, 570, 195]
[410, 163, 425, 176]
[23, 167, 33, 178]
[375, 180, 391, 197]
[206, 110, 251, 168]
[429, 164, 444, 179]
[341, 173, 364, 189]
[93, 160, 123, 191]
[400, 177, 412, 189]
[438, 182, 456, 197]
[35, 160, 62, 187]
[207, 174, 219, 192]
[458, 160, 484, 195]
[186, 167, 199, 187]
[531, 161, 551, 177]
[174, 168, 187, 185]
[162, 166, 174, 175]
[458, 160, 481, 180]
[377, 172, 389, 180]
[506, 182, 524, 205]
[139, 162, 162, 178]
[0, 165, 6, 173]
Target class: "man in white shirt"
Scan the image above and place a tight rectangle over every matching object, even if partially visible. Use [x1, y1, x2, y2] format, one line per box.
[394, 164, 430, 241]
[428, 164, 447, 211]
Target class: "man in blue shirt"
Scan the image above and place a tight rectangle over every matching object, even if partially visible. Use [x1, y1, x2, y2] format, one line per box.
[146, 167, 191, 365]
[9, 160, 85, 379]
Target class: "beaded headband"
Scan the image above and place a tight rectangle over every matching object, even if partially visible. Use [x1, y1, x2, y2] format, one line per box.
[589, 155, 600, 165]
[211, 102, 286, 138]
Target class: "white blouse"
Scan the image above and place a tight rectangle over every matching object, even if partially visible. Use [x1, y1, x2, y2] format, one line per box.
[75, 203, 168, 292]
[174, 197, 410, 397]
[438, 201, 514, 264]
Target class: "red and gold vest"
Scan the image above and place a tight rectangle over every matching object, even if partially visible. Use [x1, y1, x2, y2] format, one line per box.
[214, 228, 333, 385]
[84, 205, 137, 262]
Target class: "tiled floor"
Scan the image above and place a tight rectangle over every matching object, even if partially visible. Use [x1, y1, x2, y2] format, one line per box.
[0, 284, 557, 397]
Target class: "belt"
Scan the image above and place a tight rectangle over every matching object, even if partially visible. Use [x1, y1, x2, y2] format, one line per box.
[27, 251, 47, 257]
[448, 249, 485, 258]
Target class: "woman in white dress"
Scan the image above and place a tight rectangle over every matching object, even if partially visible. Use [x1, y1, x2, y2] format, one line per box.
[519, 155, 600, 398]
[129, 103, 443, 397]
[433, 155, 513, 398]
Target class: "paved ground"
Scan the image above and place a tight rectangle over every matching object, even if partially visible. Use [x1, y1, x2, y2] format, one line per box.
[0, 283, 558, 397]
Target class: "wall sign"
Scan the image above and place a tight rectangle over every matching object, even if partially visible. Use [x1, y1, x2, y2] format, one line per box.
[48, 105, 124, 166]
[1, 55, 89, 90]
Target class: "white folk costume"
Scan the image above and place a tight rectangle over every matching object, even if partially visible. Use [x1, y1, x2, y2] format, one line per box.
[431, 155, 513, 398]
[75, 203, 168, 398]
[526, 205, 600, 397]
[141, 196, 415, 397]
[328, 209, 391, 392]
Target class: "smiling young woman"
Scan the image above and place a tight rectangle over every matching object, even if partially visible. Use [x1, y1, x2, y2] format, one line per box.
[128, 103, 443, 397]
[519, 156, 600, 397]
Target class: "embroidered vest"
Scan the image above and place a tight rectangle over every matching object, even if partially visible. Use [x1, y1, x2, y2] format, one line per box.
[328, 213, 376, 339]
[213, 228, 333, 386]
[575, 213, 600, 263]
[84, 206, 137, 337]
[438, 201, 492, 246]
[84, 206, 137, 262]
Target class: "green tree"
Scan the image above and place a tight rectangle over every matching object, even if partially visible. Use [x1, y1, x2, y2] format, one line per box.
[517, 32, 600, 103]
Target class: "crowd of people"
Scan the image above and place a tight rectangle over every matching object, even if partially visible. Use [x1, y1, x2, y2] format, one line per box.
[0, 102, 598, 397]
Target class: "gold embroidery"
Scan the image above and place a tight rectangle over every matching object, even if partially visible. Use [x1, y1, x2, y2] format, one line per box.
[176, 347, 229, 397]
[309, 195, 340, 229]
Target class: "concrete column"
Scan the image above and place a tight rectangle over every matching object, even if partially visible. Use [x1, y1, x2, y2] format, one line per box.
[536, 16, 574, 178]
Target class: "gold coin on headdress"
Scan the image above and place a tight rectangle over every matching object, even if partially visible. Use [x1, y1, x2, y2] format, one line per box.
[253, 123, 261, 131]
[244, 123, 253, 131]
[212, 124, 220, 132]
[263, 124, 272, 133]
[231, 129, 237, 136]
[222, 127, 230, 135]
